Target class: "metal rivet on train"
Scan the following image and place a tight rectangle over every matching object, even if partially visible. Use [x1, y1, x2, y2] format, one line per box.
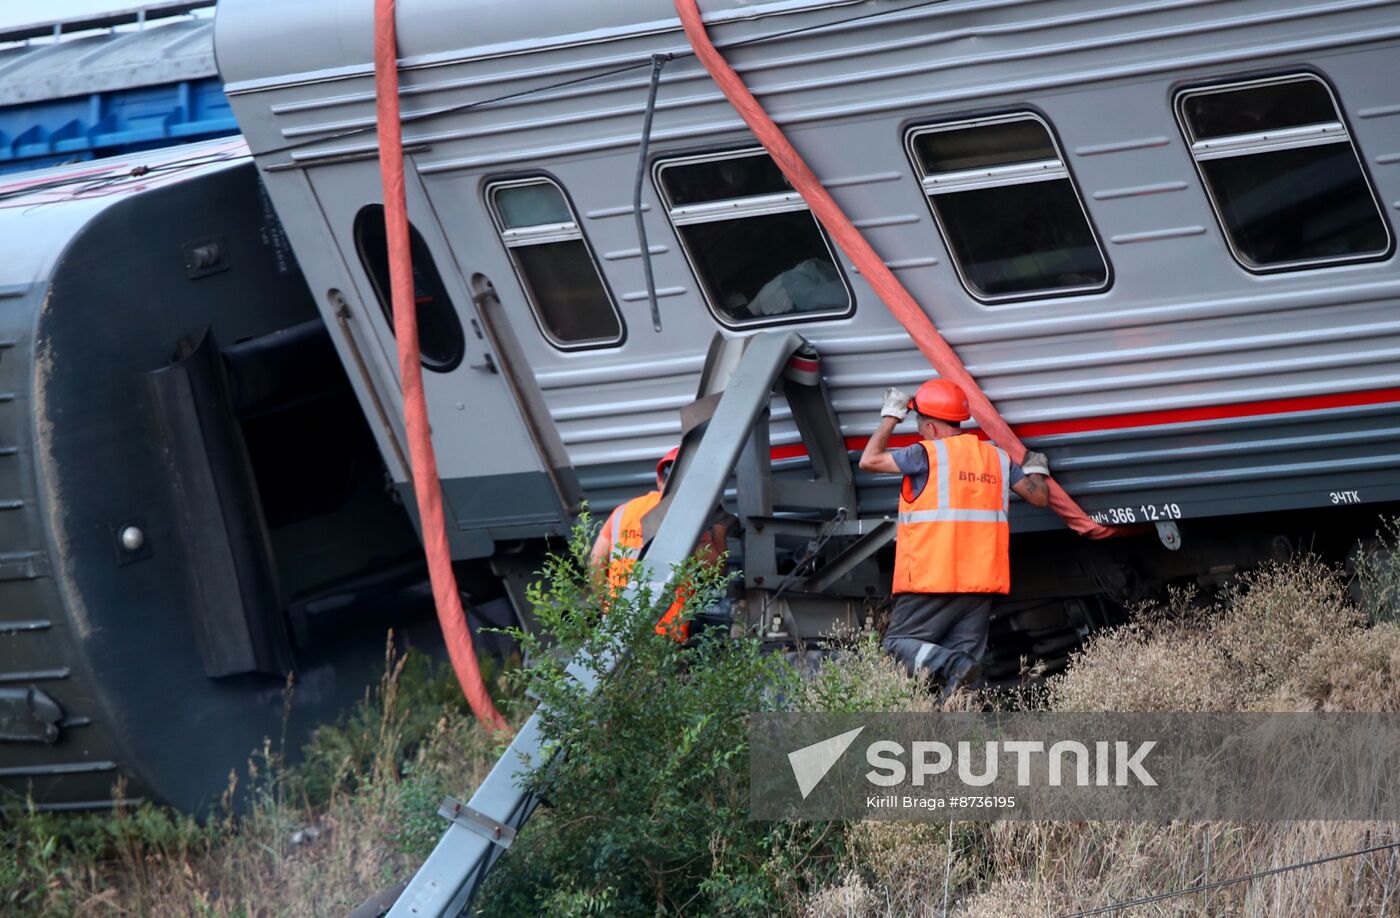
[119, 526, 145, 552]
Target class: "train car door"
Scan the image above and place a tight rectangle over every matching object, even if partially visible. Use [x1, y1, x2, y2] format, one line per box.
[301, 159, 579, 558]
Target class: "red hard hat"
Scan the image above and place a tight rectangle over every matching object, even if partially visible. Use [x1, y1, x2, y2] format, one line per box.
[911, 379, 970, 422]
[657, 446, 681, 478]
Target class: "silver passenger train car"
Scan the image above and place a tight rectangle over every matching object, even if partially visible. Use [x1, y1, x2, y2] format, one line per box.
[217, 0, 1400, 535]
[217, 0, 1400, 622]
[4, 0, 1400, 810]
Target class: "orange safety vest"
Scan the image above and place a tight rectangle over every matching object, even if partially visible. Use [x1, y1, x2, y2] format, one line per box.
[893, 435, 1011, 595]
[605, 491, 690, 641]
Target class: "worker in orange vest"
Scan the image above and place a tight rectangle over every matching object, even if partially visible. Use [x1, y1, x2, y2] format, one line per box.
[859, 380, 1051, 693]
[589, 447, 728, 641]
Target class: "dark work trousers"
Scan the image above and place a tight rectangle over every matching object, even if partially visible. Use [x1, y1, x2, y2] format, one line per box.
[882, 592, 993, 682]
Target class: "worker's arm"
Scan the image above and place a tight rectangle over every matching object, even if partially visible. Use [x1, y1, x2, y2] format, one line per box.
[694, 507, 736, 566]
[1012, 474, 1049, 508]
[1011, 450, 1051, 508]
[859, 416, 902, 474]
[697, 522, 727, 566]
[858, 387, 911, 474]
[589, 507, 620, 568]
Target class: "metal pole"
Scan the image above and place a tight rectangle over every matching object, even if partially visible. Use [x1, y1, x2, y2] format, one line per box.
[633, 54, 669, 333]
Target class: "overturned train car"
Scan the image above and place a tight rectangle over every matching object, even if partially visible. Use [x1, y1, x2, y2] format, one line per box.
[0, 143, 449, 811]
[5, 0, 1400, 809]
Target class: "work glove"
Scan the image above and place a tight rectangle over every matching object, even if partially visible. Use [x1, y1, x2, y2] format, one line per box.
[881, 387, 912, 421]
[1022, 450, 1050, 477]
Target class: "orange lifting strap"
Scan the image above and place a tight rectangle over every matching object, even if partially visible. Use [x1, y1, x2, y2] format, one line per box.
[673, 0, 1123, 540]
[373, 0, 508, 731]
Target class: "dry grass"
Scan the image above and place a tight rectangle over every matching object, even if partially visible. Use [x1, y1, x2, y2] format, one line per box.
[961, 819, 1400, 917]
[1050, 559, 1364, 713]
[793, 633, 939, 715]
[804, 822, 964, 918]
[802, 554, 1400, 917]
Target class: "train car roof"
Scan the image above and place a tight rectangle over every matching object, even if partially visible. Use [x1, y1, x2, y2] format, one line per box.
[0, 11, 215, 108]
[0, 135, 250, 288]
[216, 0, 866, 91]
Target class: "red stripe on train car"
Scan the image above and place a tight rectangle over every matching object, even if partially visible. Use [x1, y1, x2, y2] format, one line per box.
[765, 387, 1400, 461]
[1007, 386, 1400, 438]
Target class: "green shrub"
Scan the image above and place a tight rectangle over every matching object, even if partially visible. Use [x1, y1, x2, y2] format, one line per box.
[0, 795, 218, 916]
[475, 523, 844, 916]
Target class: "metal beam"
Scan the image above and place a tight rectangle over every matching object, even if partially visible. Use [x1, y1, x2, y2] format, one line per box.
[802, 520, 896, 594]
[781, 352, 856, 512]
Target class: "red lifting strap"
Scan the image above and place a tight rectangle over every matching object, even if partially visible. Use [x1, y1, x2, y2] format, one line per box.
[673, 0, 1122, 539]
[373, 0, 508, 731]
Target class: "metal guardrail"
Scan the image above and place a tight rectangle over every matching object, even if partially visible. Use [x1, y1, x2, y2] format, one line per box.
[387, 331, 811, 916]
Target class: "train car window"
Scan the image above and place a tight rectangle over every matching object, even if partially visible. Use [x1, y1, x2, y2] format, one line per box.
[486, 177, 623, 349]
[353, 204, 466, 372]
[906, 114, 1109, 301]
[655, 149, 855, 327]
[1176, 74, 1390, 270]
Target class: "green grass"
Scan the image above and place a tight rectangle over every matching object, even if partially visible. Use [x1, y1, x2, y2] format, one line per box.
[0, 637, 510, 917]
